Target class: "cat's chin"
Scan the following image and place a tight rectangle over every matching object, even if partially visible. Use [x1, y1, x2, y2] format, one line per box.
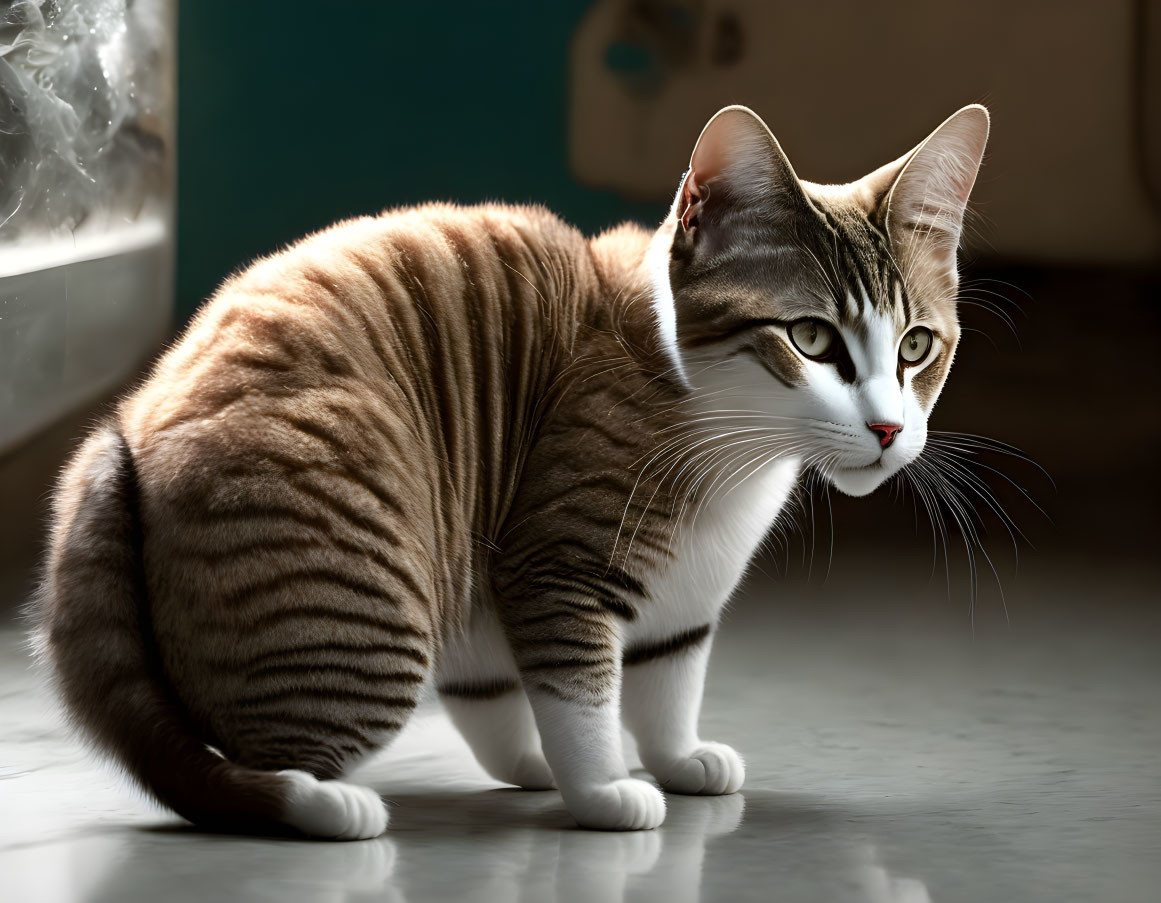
[828, 462, 892, 497]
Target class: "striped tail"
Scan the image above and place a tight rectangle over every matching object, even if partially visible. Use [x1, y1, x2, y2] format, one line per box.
[30, 421, 387, 840]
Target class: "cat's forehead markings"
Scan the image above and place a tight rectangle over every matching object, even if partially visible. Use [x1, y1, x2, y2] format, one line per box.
[856, 277, 873, 318]
[894, 279, 910, 324]
[842, 287, 860, 321]
[837, 280, 870, 339]
[808, 199, 901, 322]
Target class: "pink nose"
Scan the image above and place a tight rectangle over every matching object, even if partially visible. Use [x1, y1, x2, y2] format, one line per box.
[868, 422, 902, 448]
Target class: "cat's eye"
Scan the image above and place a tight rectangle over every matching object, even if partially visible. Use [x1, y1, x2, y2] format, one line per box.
[788, 319, 837, 361]
[899, 326, 934, 365]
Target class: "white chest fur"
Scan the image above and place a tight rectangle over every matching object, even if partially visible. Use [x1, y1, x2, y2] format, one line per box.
[630, 457, 800, 640]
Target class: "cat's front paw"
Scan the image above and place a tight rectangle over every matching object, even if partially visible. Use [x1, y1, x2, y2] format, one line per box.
[566, 777, 666, 830]
[652, 742, 745, 796]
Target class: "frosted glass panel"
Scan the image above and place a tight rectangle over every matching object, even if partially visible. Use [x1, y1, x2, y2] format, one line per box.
[0, 0, 175, 451]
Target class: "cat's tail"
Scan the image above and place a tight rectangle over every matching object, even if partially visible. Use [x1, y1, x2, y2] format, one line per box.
[29, 421, 386, 840]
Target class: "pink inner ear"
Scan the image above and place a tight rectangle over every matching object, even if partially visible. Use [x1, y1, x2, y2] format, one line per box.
[680, 170, 704, 230]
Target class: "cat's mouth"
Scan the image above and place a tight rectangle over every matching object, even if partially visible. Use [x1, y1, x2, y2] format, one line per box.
[827, 457, 894, 497]
[827, 438, 923, 497]
[835, 457, 884, 474]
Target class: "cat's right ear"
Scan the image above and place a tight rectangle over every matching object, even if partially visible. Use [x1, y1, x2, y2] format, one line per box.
[677, 106, 809, 234]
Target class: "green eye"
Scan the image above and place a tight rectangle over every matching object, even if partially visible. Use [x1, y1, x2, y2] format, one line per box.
[788, 319, 837, 360]
[900, 326, 933, 365]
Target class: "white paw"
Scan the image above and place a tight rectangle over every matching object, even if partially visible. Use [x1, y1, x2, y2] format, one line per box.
[567, 777, 666, 831]
[654, 742, 745, 796]
[278, 770, 389, 840]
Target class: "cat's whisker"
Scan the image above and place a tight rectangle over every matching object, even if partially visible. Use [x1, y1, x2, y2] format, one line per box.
[924, 449, 1032, 555]
[930, 465, 1008, 628]
[667, 440, 781, 552]
[639, 425, 797, 481]
[616, 422, 790, 565]
[924, 440, 1055, 534]
[927, 432, 1055, 488]
[657, 434, 787, 555]
[905, 460, 956, 604]
[902, 436, 1031, 628]
[961, 274, 1034, 303]
[674, 430, 816, 510]
[956, 295, 1021, 338]
[685, 439, 824, 538]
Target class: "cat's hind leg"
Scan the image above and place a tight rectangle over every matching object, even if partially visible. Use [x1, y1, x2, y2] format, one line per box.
[439, 685, 556, 790]
[206, 624, 434, 840]
[221, 711, 402, 841]
[437, 609, 554, 789]
[274, 771, 389, 841]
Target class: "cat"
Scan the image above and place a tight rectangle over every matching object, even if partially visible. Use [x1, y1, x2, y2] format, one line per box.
[32, 104, 989, 839]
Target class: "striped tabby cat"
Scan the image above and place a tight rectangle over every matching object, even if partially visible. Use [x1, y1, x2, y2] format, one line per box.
[34, 104, 989, 838]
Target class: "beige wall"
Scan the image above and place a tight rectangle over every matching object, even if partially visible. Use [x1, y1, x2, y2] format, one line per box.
[570, 0, 1161, 264]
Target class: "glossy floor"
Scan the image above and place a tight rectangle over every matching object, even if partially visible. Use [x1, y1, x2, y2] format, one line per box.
[2, 559, 1157, 903]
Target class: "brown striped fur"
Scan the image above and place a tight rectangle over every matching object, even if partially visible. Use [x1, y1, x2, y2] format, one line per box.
[32, 104, 989, 837]
[35, 204, 696, 829]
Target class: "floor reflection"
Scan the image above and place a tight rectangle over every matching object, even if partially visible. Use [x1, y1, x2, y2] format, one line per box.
[68, 789, 743, 903]
[59, 788, 942, 903]
[849, 846, 932, 903]
[78, 831, 401, 903]
[4, 564, 1158, 902]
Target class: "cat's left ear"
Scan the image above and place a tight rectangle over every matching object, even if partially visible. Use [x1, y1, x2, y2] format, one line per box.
[862, 105, 990, 287]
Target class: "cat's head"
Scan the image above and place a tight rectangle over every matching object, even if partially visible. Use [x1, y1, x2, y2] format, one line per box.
[650, 104, 989, 496]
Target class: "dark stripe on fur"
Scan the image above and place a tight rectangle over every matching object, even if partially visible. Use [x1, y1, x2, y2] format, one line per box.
[235, 687, 420, 710]
[737, 345, 795, 389]
[288, 478, 408, 549]
[518, 609, 607, 629]
[438, 678, 519, 700]
[623, 623, 712, 667]
[247, 661, 426, 684]
[223, 568, 396, 608]
[522, 656, 615, 673]
[245, 637, 430, 668]
[234, 713, 402, 742]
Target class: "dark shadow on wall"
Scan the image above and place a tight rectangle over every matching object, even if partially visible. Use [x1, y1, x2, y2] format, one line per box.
[751, 264, 1161, 618]
[176, 1, 659, 323]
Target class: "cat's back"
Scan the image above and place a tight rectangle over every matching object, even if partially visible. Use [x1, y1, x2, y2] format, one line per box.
[119, 199, 595, 478]
[111, 202, 604, 632]
[129, 201, 578, 417]
[123, 202, 591, 445]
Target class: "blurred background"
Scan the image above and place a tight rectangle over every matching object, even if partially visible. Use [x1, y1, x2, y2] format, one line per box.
[2, 0, 1158, 612]
[1, 3, 1159, 901]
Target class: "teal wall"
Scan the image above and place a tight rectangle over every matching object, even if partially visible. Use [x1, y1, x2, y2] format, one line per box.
[176, 2, 658, 322]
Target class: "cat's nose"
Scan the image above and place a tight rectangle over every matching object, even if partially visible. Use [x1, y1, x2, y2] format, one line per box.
[867, 422, 902, 449]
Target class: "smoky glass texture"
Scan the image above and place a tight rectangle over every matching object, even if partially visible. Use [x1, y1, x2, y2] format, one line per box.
[0, 0, 175, 450]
